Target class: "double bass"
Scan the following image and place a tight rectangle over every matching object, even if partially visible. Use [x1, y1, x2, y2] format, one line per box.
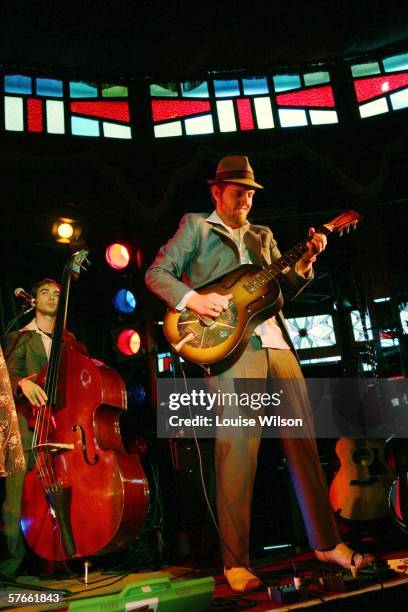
[21, 249, 149, 560]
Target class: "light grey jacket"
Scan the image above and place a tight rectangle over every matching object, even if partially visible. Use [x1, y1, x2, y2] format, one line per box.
[145, 212, 313, 350]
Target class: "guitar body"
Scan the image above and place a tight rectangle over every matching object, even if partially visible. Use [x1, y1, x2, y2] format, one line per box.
[163, 264, 283, 373]
[330, 438, 394, 521]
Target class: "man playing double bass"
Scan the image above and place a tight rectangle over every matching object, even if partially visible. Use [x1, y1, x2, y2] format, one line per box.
[0, 279, 62, 578]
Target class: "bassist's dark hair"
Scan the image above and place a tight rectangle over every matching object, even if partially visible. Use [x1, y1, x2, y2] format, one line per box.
[31, 278, 61, 298]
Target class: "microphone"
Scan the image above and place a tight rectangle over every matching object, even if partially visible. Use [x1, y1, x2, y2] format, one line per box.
[14, 288, 36, 306]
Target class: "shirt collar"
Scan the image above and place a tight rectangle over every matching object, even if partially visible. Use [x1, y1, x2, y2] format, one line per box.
[207, 210, 250, 235]
[22, 318, 51, 337]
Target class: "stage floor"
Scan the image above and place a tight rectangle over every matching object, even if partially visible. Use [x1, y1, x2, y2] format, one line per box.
[1, 549, 408, 610]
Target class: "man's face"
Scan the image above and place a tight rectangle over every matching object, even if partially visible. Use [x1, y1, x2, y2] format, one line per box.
[212, 183, 255, 228]
[35, 283, 60, 316]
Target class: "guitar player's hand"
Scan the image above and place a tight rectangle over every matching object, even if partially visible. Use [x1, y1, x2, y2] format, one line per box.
[297, 227, 327, 275]
[186, 292, 233, 317]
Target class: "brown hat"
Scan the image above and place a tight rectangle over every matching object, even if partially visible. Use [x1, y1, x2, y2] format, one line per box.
[207, 155, 264, 189]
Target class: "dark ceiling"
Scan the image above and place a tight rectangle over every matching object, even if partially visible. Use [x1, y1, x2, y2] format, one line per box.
[1, 1, 408, 79]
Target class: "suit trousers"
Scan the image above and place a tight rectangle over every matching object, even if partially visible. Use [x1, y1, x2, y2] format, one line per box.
[209, 341, 340, 567]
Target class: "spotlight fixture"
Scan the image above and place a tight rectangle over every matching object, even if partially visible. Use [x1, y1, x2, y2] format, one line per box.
[116, 328, 141, 356]
[105, 243, 130, 270]
[113, 288, 137, 314]
[52, 217, 82, 243]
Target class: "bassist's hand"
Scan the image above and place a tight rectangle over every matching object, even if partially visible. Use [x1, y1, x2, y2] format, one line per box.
[186, 292, 233, 317]
[19, 378, 48, 407]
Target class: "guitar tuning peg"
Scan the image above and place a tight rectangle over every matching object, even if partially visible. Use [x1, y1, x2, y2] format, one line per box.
[346, 226, 351, 234]
[339, 230, 343, 237]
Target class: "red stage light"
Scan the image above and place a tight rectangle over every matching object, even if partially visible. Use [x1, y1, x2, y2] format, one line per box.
[116, 329, 141, 356]
[105, 243, 130, 270]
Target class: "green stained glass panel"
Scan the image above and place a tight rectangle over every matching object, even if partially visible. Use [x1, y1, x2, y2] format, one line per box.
[150, 83, 178, 97]
[351, 62, 380, 77]
[304, 71, 330, 86]
[102, 85, 129, 97]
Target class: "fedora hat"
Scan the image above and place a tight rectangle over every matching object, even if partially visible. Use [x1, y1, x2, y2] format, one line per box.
[207, 155, 263, 189]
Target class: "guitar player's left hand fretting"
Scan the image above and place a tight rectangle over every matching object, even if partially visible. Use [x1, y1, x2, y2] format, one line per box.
[297, 227, 327, 275]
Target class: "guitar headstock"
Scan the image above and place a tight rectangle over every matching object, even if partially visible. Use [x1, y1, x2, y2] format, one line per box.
[324, 210, 363, 236]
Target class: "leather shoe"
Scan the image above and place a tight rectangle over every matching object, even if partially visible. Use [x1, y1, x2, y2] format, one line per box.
[315, 542, 375, 570]
[224, 566, 261, 592]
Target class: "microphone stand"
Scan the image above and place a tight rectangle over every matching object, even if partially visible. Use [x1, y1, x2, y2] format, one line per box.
[1, 305, 34, 343]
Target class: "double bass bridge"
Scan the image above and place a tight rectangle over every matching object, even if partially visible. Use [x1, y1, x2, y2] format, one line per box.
[32, 442, 74, 453]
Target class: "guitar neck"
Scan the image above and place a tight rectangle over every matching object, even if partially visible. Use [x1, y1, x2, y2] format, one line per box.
[243, 223, 332, 293]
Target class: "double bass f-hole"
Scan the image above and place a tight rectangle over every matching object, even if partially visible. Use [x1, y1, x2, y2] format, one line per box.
[73, 424, 99, 465]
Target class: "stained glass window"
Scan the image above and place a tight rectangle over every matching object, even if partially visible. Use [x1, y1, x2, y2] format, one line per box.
[4, 75, 132, 139]
[351, 52, 408, 118]
[157, 351, 173, 373]
[400, 304, 408, 334]
[285, 315, 336, 350]
[351, 309, 400, 347]
[274, 72, 338, 127]
[150, 80, 214, 137]
[379, 331, 400, 347]
[150, 70, 338, 137]
[351, 310, 374, 342]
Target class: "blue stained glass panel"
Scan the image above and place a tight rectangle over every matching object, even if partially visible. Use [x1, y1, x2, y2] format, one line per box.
[70, 81, 98, 98]
[214, 79, 240, 97]
[242, 77, 269, 95]
[71, 116, 100, 136]
[383, 53, 408, 73]
[4, 75, 32, 94]
[36, 78, 63, 97]
[390, 89, 408, 111]
[273, 74, 301, 92]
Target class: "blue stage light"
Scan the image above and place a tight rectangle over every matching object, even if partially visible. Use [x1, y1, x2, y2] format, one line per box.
[113, 288, 137, 314]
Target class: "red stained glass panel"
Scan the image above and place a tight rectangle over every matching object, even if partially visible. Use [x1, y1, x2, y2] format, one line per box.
[70, 101, 130, 122]
[27, 98, 43, 132]
[354, 72, 408, 103]
[236, 98, 254, 130]
[276, 85, 335, 108]
[151, 99, 211, 122]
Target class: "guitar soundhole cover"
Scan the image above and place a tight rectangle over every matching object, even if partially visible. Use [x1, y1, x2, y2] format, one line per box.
[178, 304, 238, 348]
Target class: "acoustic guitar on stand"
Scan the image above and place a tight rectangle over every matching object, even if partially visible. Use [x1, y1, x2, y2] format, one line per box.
[330, 437, 394, 521]
[163, 210, 362, 374]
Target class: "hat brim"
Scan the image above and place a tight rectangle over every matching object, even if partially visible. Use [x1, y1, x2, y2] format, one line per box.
[207, 178, 264, 189]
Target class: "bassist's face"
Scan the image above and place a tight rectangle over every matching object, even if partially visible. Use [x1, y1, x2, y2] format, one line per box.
[35, 283, 60, 317]
[212, 183, 255, 229]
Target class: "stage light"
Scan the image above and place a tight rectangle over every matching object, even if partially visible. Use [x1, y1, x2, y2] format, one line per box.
[105, 243, 130, 270]
[113, 288, 137, 314]
[116, 328, 141, 356]
[58, 222, 74, 239]
[126, 383, 146, 408]
[52, 217, 82, 244]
